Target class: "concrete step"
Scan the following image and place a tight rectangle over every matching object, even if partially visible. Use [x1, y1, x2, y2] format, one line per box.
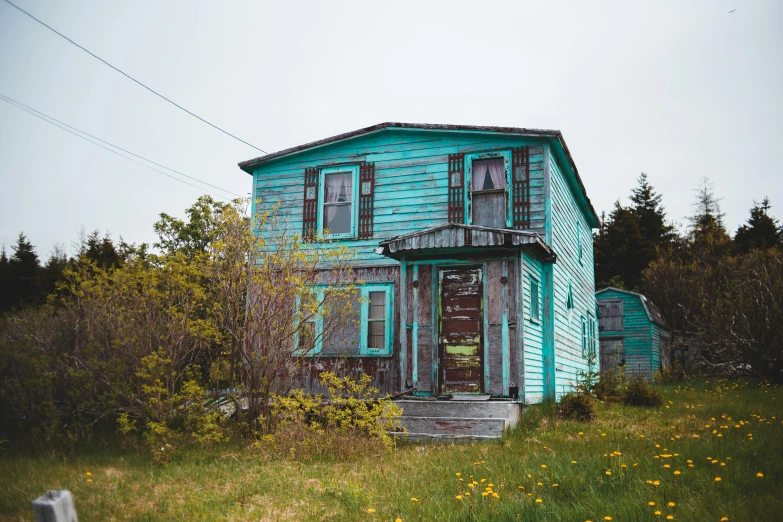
[395, 399, 520, 422]
[397, 416, 508, 438]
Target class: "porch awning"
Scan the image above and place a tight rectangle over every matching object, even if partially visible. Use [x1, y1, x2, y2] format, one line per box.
[376, 223, 556, 261]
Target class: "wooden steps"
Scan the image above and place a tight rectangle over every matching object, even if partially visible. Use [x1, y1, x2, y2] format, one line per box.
[393, 399, 520, 440]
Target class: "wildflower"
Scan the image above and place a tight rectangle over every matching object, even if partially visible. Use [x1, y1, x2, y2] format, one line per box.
[667, 516, 674, 520]
[715, 477, 722, 482]
[537, 482, 543, 486]
[396, 519, 402, 522]
[411, 497, 419, 502]
[87, 479, 92, 483]
[367, 508, 376, 513]
[668, 501, 675, 507]
[552, 483, 559, 487]
[673, 470, 681, 475]
[455, 495, 463, 500]
[541, 464, 547, 469]
[491, 492, 500, 499]
[653, 480, 661, 486]
[720, 518, 728, 521]
[535, 498, 543, 503]
[456, 472, 461, 477]
[602, 433, 607, 436]
[664, 464, 671, 469]
[655, 511, 662, 516]
[481, 492, 489, 497]
[605, 471, 612, 476]
[649, 501, 655, 506]
[757, 472, 764, 478]
[488, 483, 494, 487]
[464, 492, 470, 496]
[579, 432, 584, 435]
[572, 460, 577, 464]
[604, 517, 612, 521]
[85, 472, 92, 477]
[480, 478, 487, 483]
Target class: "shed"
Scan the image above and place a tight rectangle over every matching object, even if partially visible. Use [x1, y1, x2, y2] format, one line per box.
[596, 287, 671, 379]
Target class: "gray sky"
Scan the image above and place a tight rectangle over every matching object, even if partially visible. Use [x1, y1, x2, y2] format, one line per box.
[1, 0, 781, 259]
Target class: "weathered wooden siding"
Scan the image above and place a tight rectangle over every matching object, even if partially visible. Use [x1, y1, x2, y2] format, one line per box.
[522, 252, 545, 404]
[548, 148, 596, 399]
[252, 131, 547, 265]
[597, 289, 654, 380]
[650, 323, 671, 376]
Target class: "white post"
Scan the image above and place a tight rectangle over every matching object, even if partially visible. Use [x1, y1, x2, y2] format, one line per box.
[32, 490, 78, 522]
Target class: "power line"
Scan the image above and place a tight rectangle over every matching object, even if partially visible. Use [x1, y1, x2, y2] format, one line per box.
[0, 93, 240, 200]
[2, 0, 268, 155]
[0, 93, 243, 197]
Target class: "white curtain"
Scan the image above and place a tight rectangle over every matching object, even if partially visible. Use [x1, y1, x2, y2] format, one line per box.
[472, 158, 505, 190]
[324, 172, 352, 222]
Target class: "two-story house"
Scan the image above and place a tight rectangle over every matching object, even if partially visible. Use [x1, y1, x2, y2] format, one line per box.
[239, 123, 599, 405]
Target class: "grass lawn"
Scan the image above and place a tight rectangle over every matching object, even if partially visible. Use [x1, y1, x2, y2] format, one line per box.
[1, 379, 781, 521]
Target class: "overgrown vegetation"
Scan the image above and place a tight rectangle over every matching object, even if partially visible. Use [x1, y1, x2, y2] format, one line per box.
[1, 380, 780, 521]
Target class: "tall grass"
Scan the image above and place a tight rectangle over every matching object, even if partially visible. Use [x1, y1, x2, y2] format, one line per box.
[1, 379, 781, 521]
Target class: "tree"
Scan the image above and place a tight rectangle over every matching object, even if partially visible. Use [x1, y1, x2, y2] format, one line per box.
[154, 196, 230, 258]
[735, 198, 781, 253]
[1, 233, 45, 311]
[594, 174, 676, 290]
[79, 230, 122, 269]
[208, 201, 359, 428]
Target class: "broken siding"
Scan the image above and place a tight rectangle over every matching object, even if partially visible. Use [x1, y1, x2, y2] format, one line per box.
[522, 251, 545, 404]
[549, 148, 596, 398]
[252, 132, 546, 265]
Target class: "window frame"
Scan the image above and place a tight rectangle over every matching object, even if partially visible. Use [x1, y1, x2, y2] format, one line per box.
[295, 283, 393, 358]
[529, 276, 540, 323]
[463, 150, 512, 228]
[317, 165, 360, 239]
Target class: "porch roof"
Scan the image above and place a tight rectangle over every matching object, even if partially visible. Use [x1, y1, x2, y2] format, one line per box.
[376, 224, 556, 261]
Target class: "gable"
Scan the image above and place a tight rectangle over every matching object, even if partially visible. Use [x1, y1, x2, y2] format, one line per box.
[596, 287, 668, 329]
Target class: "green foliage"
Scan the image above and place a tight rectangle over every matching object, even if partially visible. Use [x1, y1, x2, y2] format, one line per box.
[620, 372, 663, 407]
[557, 391, 595, 421]
[734, 198, 781, 254]
[593, 370, 624, 402]
[256, 372, 402, 461]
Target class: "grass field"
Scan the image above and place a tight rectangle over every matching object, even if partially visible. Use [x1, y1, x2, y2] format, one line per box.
[1, 379, 781, 521]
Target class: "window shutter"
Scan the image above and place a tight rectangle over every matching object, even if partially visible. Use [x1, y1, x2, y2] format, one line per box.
[448, 153, 465, 223]
[512, 146, 530, 229]
[302, 167, 319, 241]
[358, 162, 375, 239]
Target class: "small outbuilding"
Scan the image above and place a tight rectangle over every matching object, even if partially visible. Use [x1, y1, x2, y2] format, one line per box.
[596, 287, 671, 379]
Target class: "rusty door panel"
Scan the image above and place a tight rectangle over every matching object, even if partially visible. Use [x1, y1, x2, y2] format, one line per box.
[439, 267, 483, 394]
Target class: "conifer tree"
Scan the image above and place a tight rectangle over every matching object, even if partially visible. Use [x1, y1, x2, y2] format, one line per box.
[734, 198, 781, 253]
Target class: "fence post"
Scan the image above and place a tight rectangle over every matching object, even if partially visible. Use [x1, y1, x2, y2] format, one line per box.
[32, 490, 78, 522]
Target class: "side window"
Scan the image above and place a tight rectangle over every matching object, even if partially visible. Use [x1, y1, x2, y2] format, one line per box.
[530, 277, 540, 322]
[361, 285, 393, 355]
[598, 299, 624, 331]
[319, 166, 359, 238]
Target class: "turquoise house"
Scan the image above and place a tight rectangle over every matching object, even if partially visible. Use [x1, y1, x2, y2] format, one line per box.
[240, 123, 600, 404]
[596, 287, 671, 379]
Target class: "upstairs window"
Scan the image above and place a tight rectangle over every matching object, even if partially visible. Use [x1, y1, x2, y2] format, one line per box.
[465, 151, 511, 228]
[319, 166, 359, 238]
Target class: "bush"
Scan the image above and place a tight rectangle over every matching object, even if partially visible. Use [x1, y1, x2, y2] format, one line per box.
[621, 372, 663, 407]
[255, 372, 402, 461]
[557, 391, 595, 421]
[593, 370, 623, 402]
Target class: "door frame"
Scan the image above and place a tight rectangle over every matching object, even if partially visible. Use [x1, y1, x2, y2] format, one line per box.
[436, 263, 485, 395]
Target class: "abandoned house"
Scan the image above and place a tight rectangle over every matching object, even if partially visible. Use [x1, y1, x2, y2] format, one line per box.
[596, 287, 671, 380]
[239, 123, 600, 437]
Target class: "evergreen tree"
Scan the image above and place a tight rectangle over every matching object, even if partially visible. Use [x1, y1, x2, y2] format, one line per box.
[80, 230, 122, 269]
[687, 178, 732, 258]
[42, 244, 69, 297]
[2, 233, 45, 311]
[734, 198, 781, 253]
[594, 174, 676, 290]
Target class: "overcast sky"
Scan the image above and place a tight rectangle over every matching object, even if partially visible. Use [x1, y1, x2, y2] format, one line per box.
[1, 0, 781, 259]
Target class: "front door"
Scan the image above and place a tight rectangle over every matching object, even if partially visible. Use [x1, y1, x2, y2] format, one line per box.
[438, 267, 483, 394]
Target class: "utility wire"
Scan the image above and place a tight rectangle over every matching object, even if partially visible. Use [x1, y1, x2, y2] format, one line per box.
[0, 94, 240, 201]
[0, 92, 243, 198]
[2, 0, 268, 155]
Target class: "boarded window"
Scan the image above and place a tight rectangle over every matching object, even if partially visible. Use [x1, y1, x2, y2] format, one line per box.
[600, 339, 625, 373]
[598, 299, 624, 331]
[320, 291, 361, 355]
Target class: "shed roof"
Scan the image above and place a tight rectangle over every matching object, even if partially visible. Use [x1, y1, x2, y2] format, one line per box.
[596, 287, 669, 329]
[376, 223, 556, 261]
[238, 122, 600, 227]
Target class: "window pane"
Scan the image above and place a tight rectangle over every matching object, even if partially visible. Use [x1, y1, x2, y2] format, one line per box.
[324, 172, 352, 203]
[368, 321, 386, 349]
[325, 204, 351, 234]
[472, 157, 505, 191]
[299, 321, 315, 351]
[322, 291, 361, 355]
[368, 291, 385, 320]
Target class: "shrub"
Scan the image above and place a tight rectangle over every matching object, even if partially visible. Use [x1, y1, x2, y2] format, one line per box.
[593, 370, 623, 402]
[557, 391, 595, 421]
[255, 371, 402, 461]
[621, 372, 663, 407]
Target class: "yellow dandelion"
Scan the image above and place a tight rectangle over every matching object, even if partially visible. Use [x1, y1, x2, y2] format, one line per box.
[654, 511, 662, 516]
[87, 479, 92, 483]
[653, 480, 661, 486]
[481, 492, 489, 497]
[649, 501, 655, 506]
[367, 508, 376, 513]
[456, 472, 461, 477]
[604, 517, 612, 521]
[668, 501, 676, 507]
[720, 518, 728, 521]
[480, 478, 487, 483]
[395, 518, 402, 522]
[602, 433, 607, 436]
[605, 470, 612, 476]
[518, 485, 524, 489]
[411, 497, 419, 502]
[535, 498, 543, 503]
[85, 472, 92, 477]
[488, 483, 494, 487]
[572, 460, 578, 464]
[664, 464, 671, 469]
[757, 472, 764, 478]
[491, 492, 499, 499]
[674, 470, 681, 475]
[552, 483, 559, 487]
[579, 431, 584, 435]
[464, 492, 471, 496]
[666, 516, 674, 520]
[455, 495, 463, 500]
[715, 477, 722, 482]
[537, 482, 543, 486]
[541, 464, 547, 469]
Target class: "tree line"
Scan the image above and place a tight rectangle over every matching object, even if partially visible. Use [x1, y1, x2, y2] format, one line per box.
[594, 175, 782, 381]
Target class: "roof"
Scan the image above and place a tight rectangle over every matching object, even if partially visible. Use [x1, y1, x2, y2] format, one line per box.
[238, 122, 599, 227]
[596, 287, 669, 328]
[376, 223, 556, 261]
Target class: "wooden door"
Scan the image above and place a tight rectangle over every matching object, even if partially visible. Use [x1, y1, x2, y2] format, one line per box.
[600, 338, 625, 373]
[438, 267, 483, 394]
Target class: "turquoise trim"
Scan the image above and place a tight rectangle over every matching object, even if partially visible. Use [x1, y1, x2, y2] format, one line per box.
[501, 261, 510, 394]
[317, 165, 360, 239]
[399, 258, 407, 387]
[463, 150, 513, 227]
[412, 265, 419, 388]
